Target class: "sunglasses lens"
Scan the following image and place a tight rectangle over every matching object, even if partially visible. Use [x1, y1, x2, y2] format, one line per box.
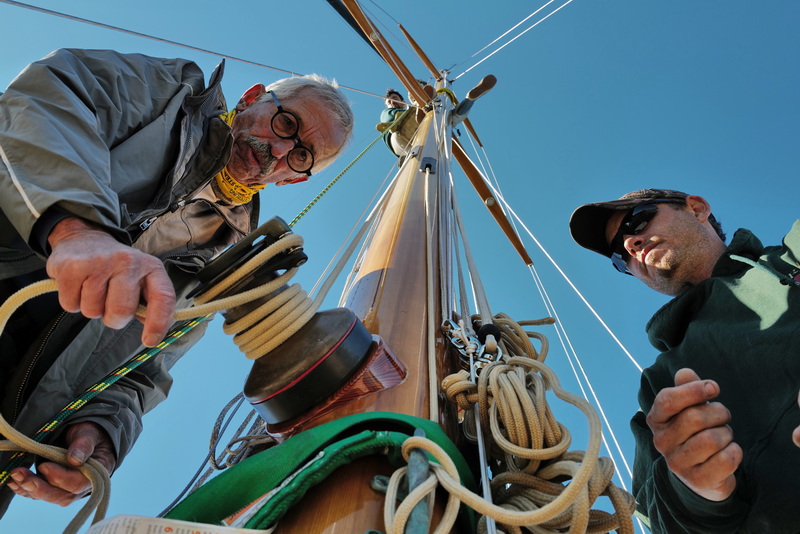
[611, 252, 630, 274]
[610, 203, 660, 275]
[626, 208, 657, 235]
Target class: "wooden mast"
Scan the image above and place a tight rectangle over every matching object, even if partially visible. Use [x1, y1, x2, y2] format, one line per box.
[274, 3, 530, 531]
[275, 104, 462, 532]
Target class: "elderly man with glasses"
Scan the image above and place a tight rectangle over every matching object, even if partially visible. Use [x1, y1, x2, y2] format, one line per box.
[570, 189, 800, 533]
[0, 48, 353, 514]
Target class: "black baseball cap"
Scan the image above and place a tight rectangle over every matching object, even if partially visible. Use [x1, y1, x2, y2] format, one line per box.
[569, 188, 689, 257]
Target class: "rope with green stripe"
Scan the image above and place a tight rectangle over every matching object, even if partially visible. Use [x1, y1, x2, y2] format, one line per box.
[0, 123, 400, 531]
[0, 314, 210, 484]
[1, 123, 395, 478]
[0, 122, 389, 470]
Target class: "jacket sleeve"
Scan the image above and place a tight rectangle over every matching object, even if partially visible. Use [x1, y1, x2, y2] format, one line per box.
[63, 317, 211, 467]
[631, 400, 749, 532]
[0, 48, 205, 247]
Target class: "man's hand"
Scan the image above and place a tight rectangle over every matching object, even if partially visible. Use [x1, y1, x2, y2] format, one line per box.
[793, 390, 800, 448]
[46, 217, 176, 347]
[646, 368, 742, 501]
[6, 422, 116, 506]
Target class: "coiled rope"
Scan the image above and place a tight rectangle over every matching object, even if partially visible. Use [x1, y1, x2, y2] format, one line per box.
[0, 231, 318, 533]
[383, 313, 635, 533]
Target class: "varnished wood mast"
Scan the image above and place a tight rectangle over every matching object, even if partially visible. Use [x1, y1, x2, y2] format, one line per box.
[277, 3, 533, 531]
[277, 109, 458, 533]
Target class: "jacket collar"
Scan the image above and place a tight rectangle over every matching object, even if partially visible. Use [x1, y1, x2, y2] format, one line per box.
[645, 228, 759, 351]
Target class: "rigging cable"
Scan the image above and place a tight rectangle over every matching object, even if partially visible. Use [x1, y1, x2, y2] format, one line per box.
[459, 130, 649, 517]
[362, 1, 420, 65]
[454, 0, 576, 81]
[0, 0, 391, 103]
[486, 183, 643, 373]
[465, 129, 640, 466]
[451, 0, 560, 75]
[462, 130, 643, 372]
[461, 133, 638, 487]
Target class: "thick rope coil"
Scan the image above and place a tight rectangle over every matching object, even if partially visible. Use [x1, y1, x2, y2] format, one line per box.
[433, 314, 635, 533]
[0, 232, 317, 532]
[384, 436, 635, 534]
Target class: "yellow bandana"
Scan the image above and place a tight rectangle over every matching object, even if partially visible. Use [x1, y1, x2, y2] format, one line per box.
[214, 110, 265, 205]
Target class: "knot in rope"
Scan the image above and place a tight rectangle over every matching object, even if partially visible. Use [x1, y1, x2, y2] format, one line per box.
[383, 436, 463, 534]
[453, 319, 479, 357]
[441, 370, 477, 412]
[487, 452, 635, 534]
[0, 230, 319, 532]
[437, 313, 634, 533]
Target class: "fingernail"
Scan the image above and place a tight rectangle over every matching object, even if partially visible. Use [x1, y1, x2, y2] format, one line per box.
[70, 450, 88, 464]
[704, 382, 716, 396]
[20, 480, 35, 492]
[37, 464, 50, 477]
[10, 472, 23, 482]
[6, 482, 18, 491]
[142, 334, 159, 347]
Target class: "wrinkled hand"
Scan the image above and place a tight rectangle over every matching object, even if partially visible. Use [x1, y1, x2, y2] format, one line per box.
[793, 391, 800, 448]
[6, 422, 116, 506]
[46, 217, 176, 347]
[646, 368, 742, 501]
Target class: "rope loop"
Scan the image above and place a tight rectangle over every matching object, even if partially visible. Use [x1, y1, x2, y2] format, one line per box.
[0, 228, 319, 531]
[433, 313, 635, 532]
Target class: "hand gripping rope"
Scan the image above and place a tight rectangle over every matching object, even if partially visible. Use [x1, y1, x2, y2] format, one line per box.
[0, 223, 320, 533]
[0, 122, 390, 533]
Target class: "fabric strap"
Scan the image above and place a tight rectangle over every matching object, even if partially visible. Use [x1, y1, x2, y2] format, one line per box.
[164, 412, 477, 531]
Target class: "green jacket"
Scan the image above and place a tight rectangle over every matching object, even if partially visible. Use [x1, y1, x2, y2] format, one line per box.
[0, 49, 257, 514]
[632, 221, 800, 533]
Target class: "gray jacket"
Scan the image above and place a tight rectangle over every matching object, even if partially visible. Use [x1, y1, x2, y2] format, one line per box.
[0, 49, 257, 512]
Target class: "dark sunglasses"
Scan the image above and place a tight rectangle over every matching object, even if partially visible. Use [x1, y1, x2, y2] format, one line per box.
[610, 200, 683, 274]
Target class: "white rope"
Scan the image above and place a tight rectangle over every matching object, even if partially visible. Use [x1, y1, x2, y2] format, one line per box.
[458, 129, 641, 494]
[528, 264, 635, 484]
[453, 0, 560, 72]
[415, 350, 636, 532]
[0, 0, 393, 103]
[455, 0, 577, 80]
[424, 167, 440, 422]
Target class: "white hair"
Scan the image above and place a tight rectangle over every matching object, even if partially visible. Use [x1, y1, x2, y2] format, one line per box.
[261, 74, 354, 170]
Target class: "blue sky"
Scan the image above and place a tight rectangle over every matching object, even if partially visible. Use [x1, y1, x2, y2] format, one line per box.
[1, 1, 798, 532]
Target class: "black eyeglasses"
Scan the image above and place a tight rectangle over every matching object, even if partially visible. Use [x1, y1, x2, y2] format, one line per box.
[610, 201, 683, 274]
[268, 90, 315, 176]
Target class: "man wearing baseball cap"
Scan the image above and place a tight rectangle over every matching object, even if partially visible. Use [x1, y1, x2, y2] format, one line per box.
[570, 189, 800, 533]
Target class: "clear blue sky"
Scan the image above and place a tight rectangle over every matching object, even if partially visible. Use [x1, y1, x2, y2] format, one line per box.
[1, 1, 798, 532]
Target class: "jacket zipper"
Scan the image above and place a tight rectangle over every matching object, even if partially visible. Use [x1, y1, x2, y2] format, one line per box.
[139, 216, 159, 231]
[0, 251, 35, 262]
[10, 310, 66, 425]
